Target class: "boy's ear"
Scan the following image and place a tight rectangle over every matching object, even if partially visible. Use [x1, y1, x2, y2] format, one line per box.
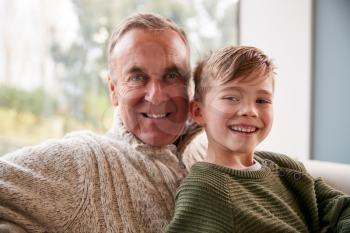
[108, 75, 118, 106]
[189, 100, 205, 126]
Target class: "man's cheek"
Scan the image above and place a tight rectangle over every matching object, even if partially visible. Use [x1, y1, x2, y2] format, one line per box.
[167, 82, 189, 98]
[120, 106, 139, 130]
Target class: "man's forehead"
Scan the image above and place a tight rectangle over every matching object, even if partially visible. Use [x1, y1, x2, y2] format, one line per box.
[118, 50, 181, 75]
[111, 28, 187, 58]
[110, 29, 189, 75]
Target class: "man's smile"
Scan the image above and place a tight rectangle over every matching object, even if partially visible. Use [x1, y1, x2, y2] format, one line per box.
[141, 112, 172, 119]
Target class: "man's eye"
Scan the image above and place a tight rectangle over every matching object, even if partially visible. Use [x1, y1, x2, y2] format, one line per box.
[130, 75, 145, 82]
[164, 73, 179, 80]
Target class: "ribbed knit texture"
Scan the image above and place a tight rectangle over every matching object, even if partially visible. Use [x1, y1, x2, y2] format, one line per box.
[0, 109, 205, 233]
[166, 151, 350, 233]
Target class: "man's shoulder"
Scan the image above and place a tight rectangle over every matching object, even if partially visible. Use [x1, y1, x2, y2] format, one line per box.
[255, 151, 306, 172]
[63, 130, 109, 145]
[0, 130, 118, 172]
[182, 132, 207, 169]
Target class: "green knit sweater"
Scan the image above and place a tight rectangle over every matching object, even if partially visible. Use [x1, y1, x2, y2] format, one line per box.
[165, 151, 350, 233]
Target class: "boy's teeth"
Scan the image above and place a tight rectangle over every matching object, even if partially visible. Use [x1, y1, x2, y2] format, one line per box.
[146, 113, 167, 119]
[230, 126, 257, 133]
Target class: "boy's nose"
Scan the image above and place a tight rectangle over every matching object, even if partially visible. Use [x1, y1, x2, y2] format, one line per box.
[238, 102, 258, 117]
[144, 80, 170, 105]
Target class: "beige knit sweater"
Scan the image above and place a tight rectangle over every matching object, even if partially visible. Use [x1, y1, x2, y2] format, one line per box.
[0, 110, 205, 233]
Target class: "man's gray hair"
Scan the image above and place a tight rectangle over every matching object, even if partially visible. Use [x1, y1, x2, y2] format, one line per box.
[107, 12, 190, 71]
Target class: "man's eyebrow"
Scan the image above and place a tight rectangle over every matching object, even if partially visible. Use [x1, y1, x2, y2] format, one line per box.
[126, 66, 184, 74]
[164, 66, 181, 74]
[125, 66, 145, 74]
[165, 65, 189, 79]
[165, 65, 188, 77]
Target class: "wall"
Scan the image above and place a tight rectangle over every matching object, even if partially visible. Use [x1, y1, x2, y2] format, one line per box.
[313, 0, 350, 163]
[239, 0, 312, 159]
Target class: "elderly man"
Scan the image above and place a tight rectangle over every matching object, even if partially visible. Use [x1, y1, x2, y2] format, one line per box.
[0, 13, 204, 233]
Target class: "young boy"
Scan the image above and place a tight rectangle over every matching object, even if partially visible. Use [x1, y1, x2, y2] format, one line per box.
[166, 46, 350, 233]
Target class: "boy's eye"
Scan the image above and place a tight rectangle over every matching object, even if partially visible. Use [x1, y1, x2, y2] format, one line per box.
[224, 96, 239, 102]
[256, 99, 271, 104]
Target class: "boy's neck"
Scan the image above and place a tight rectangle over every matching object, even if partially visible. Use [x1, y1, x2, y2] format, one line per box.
[205, 146, 255, 170]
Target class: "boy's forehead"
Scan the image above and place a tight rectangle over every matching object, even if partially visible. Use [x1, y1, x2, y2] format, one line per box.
[209, 74, 274, 93]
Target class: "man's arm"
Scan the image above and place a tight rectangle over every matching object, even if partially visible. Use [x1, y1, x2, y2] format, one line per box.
[0, 220, 27, 233]
[315, 178, 350, 232]
[0, 137, 88, 233]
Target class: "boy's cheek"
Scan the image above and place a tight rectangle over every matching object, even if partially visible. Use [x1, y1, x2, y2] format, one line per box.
[208, 105, 234, 119]
[208, 102, 234, 116]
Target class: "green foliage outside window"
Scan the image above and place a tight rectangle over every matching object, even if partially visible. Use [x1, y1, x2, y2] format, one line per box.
[0, 0, 238, 155]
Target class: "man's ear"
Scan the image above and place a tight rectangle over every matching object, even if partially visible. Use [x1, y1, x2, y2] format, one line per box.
[189, 100, 205, 126]
[108, 75, 118, 106]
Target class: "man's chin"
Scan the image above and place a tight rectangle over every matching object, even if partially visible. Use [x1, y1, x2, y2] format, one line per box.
[139, 133, 178, 147]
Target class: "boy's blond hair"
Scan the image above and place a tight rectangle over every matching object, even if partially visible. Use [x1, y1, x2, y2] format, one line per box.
[193, 46, 275, 101]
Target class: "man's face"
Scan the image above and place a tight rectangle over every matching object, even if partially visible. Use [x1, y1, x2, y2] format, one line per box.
[108, 29, 190, 146]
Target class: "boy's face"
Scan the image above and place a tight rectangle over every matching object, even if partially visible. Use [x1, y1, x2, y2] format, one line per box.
[191, 73, 274, 157]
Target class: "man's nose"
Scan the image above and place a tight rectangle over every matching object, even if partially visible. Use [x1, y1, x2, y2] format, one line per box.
[144, 80, 170, 105]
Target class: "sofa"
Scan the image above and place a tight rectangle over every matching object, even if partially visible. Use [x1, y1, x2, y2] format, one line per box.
[301, 159, 350, 195]
[190, 133, 350, 195]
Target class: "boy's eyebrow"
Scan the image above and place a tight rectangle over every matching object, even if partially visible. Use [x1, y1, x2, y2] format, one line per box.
[221, 86, 239, 90]
[220, 86, 273, 96]
[257, 89, 273, 96]
[220, 86, 242, 92]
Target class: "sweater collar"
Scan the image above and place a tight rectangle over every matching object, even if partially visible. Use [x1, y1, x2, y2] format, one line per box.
[194, 161, 272, 179]
[107, 107, 178, 156]
[193, 153, 274, 179]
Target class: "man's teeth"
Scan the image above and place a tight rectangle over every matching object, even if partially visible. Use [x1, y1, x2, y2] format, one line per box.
[229, 126, 257, 133]
[145, 113, 167, 119]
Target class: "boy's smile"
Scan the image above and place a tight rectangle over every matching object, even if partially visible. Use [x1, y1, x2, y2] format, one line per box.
[228, 125, 258, 133]
[191, 73, 274, 168]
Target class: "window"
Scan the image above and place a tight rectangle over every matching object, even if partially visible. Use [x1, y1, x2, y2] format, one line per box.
[0, 0, 239, 154]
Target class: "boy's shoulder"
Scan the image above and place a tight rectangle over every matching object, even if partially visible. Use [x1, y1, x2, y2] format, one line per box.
[254, 151, 306, 172]
[179, 162, 230, 196]
[186, 162, 227, 183]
